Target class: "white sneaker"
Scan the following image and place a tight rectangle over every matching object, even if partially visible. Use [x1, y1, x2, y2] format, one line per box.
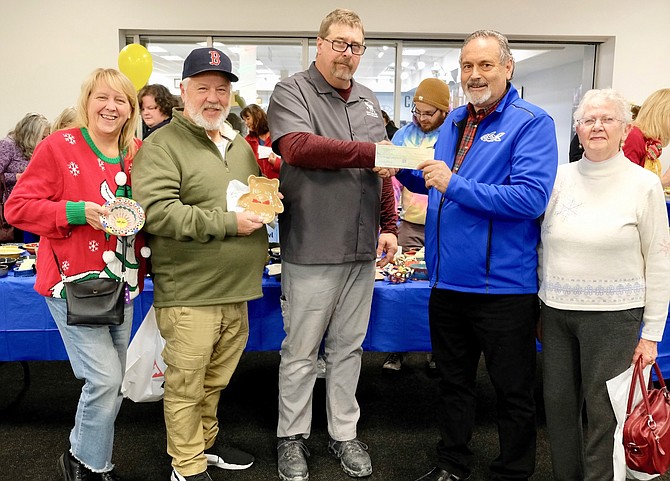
[383, 353, 403, 371]
[171, 469, 212, 481]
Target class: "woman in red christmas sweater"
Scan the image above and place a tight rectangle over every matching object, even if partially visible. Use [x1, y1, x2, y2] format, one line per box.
[6, 68, 148, 481]
[241, 103, 281, 179]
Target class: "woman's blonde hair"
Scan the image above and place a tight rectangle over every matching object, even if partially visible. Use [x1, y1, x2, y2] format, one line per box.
[50, 107, 78, 134]
[633, 88, 670, 146]
[76, 68, 139, 157]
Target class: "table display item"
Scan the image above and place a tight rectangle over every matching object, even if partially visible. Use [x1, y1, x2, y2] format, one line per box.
[237, 175, 284, 224]
[382, 254, 415, 283]
[23, 242, 39, 255]
[100, 197, 145, 236]
[0, 245, 25, 259]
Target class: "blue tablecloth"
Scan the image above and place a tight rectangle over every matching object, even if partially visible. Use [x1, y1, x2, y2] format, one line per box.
[0, 275, 431, 361]
[4, 274, 670, 379]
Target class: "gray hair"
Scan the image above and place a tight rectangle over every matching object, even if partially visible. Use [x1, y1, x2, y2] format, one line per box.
[573, 89, 632, 128]
[461, 30, 514, 66]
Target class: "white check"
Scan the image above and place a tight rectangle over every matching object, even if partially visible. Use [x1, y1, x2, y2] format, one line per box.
[375, 145, 434, 169]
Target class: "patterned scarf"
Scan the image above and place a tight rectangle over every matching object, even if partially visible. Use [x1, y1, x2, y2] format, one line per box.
[643, 137, 663, 177]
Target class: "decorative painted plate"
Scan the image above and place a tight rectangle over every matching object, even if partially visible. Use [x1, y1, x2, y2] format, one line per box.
[100, 198, 145, 236]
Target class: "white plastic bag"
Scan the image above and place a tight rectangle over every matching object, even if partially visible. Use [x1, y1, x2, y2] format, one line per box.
[606, 363, 659, 481]
[122, 307, 166, 402]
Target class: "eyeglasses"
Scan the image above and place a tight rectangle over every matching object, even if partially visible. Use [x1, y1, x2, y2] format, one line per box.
[411, 106, 438, 120]
[576, 117, 624, 127]
[321, 38, 367, 56]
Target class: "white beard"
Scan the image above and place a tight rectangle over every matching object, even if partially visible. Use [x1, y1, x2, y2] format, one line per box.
[185, 102, 231, 131]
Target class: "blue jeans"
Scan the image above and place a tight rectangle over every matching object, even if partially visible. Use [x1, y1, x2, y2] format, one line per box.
[45, 296, 133, 472]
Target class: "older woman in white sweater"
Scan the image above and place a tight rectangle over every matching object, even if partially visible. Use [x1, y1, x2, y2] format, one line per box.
[538, 88, 670, 481]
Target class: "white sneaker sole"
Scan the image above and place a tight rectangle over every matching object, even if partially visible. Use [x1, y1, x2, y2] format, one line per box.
[171, 469, 212, 481]
[205, 453, 253, 470]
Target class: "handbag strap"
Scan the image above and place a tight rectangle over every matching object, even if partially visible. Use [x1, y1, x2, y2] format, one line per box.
[51, 236, 127, 282]
[626, 357, 667, 418]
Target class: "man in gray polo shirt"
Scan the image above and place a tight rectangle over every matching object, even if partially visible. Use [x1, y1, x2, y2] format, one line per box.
[267, 8, 398, 481]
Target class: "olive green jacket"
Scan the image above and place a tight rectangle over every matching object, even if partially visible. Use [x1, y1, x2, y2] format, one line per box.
[133, 109, 267, 307]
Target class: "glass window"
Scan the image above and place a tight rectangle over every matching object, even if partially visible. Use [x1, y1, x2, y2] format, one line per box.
[126, 34, 596, 162]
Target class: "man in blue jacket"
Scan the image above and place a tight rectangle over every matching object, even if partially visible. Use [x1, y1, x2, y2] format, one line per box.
[397, 30, 558, 481]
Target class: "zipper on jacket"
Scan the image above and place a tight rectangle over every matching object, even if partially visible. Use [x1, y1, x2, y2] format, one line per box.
[434, 195, 446, 286]
[219, 136, 232, 173]
[486, 219, 492, 292]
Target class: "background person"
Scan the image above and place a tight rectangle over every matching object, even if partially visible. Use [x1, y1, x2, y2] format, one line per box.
[381, 110, 398, 140]
[51, 107, 78, 134]
[382, 77, 450, 372]
[241, 103, 280, 179]
[0, 112, 50, 242]
[267, 8, 397, 481]
[0, 112, 50, 200]
[538, 88, 670, 481]
[138, 83, 177, 138]
[622, 88, 670, 186]
[397, 30, 558, 481]
[5, 68, 146, 481]
[133, 47, 266, 481]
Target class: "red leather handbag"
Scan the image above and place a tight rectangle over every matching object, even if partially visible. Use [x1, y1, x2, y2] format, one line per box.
[623, 357, 670, 475]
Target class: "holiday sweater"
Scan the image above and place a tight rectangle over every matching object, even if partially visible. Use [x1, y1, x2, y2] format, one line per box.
[4, 128, 146, 299]
[538, 151, 670, 341]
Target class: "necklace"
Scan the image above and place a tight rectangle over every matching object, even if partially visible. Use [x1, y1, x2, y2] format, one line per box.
[81, 128, 126, 164]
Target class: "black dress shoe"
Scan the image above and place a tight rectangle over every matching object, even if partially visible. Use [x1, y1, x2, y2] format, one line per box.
[58, 452, 96, 481]
[414, 466, 468, 481]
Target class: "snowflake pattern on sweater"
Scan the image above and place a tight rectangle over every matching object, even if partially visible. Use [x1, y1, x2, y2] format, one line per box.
[3, 128, 146, 299]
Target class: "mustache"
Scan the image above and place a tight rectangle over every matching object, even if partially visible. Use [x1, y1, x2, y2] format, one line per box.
[467, 82, 487, 89]
[335, 60, 353, 68]
[202, 103, 223, 110]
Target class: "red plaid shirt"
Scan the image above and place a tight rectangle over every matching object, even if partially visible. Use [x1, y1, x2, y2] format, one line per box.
[452, 99, 503, 174]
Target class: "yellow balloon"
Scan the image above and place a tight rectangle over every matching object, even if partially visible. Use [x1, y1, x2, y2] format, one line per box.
[118, 44, 153, 91]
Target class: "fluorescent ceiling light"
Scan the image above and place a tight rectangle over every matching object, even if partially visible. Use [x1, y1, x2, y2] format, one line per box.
[160, 55, 183, 61]
[511, 49, 550, 62]
[403, 49, 426, 56]
[148, 45, 167, 53]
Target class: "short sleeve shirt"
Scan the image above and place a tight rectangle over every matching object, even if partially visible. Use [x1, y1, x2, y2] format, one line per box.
[268, 62, 387, 264]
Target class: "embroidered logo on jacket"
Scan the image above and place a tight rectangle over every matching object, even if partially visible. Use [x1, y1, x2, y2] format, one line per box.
[480, 131, 505, 142]
[363, 99, 379, 118]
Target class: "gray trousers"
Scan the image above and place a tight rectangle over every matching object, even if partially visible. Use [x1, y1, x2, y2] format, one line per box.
[541, 304, 643, 481]
[277, 260, 375, 441]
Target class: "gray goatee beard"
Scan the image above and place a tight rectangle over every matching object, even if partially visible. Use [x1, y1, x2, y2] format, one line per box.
[465, 85, 492, 107]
